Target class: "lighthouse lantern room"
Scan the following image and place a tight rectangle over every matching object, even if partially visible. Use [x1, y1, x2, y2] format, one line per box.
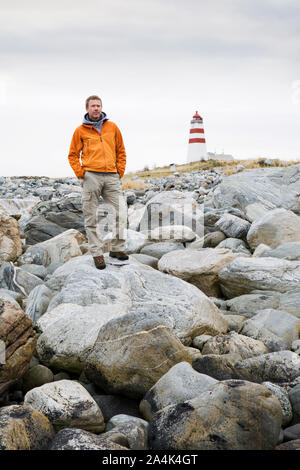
[187, 111, 208, 163]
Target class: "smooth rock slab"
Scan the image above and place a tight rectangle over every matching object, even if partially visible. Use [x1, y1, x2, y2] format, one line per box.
[44, 255, 228, 343]
[219, 257, 300, 298]
[0, 404, 55, 450]
[209, 164, 300, 215]
[36, 303, 127, 374]
[139, 362, 218, 421]
[148, 379, 282, 450]
[24, 379, 105, 432]
[158, 248, 235, 297]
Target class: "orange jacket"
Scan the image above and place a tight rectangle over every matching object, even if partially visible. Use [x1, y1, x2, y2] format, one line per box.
[68, 121, 127, 179]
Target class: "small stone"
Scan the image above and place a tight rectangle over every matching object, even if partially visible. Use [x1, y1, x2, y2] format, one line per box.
[22, 364, 54, 393]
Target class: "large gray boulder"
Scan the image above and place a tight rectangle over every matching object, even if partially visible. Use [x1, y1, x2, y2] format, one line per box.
[247, 209, 300, 250]
[148, 379, 282, 450]
[219, 257, 300, 298]
[44, 255, 228, 343]
[84, 312, 193, 399]
[158, 248, 235, 297]
[139, 362, 218, 421]
[208, 164, 300, 216]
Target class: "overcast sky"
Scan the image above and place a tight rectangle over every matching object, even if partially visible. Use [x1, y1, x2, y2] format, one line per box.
[1, 0, 299, 177]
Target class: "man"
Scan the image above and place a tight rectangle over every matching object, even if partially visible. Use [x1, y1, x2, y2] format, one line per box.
[68, 95, 128, 269]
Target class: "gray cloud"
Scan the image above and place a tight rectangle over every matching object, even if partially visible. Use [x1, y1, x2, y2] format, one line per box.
[1, 0, 299, 60]
[0, 0, 299, 177]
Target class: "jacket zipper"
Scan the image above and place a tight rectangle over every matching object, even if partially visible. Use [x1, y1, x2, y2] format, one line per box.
[93, 126, 107, 171]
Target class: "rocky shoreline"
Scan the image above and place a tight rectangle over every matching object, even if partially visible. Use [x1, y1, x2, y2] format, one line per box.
[0, 163, 300, 450]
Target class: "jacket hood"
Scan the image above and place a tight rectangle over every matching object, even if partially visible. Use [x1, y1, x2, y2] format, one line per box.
[83, 112, 108, 133]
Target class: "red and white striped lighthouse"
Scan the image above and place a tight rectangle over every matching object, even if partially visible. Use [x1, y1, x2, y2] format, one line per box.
[187, 111, 208, 163]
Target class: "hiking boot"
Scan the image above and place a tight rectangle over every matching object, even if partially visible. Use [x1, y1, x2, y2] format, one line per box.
[109, 251, 129, 261]
[93, 255, 106, 269]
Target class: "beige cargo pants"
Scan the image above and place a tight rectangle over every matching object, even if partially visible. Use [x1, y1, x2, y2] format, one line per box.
[81, 171, 127, 257]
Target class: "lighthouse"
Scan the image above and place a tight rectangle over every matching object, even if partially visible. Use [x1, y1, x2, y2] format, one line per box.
[187, 111, 208, 163]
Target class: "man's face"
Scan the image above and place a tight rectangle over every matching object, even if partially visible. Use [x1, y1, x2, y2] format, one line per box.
[86, 99, 102, 121]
